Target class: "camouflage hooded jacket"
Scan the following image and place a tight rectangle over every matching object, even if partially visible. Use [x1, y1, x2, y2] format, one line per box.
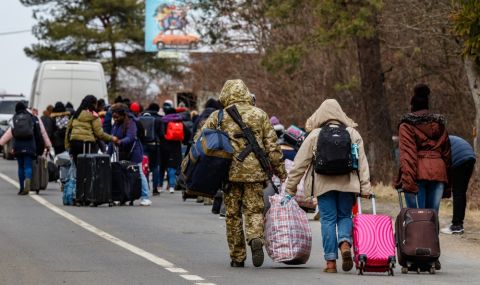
[200, 80, 287, 183]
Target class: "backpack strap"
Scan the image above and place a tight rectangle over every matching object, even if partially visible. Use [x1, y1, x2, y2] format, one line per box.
[217, 109, 224, 130]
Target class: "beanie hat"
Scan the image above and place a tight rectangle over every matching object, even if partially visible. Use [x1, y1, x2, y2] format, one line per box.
[270, 116, 280, 126]
[164, 99, 174, 107]
[130, 102, 141, 114]
[411, 84, 430, 112]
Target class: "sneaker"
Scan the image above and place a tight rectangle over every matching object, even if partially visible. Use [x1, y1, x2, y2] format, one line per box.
[250, 238, 264, 267]
[140, 199, 152, 206]
[169, 187, 174, 194]
[441, 224, 464, 235]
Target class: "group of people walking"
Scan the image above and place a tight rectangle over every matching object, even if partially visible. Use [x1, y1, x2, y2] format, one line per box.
[0, 79, 476, 273]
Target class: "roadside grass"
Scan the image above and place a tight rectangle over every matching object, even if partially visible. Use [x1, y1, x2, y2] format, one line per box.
[372, 183, 480, 241]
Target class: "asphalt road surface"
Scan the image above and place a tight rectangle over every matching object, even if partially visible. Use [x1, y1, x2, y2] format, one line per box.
[0, 158, 477, 285]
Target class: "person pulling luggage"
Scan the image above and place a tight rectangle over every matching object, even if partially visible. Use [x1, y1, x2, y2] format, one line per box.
[284, 99, 372, 273]
[65, 95, 117, 164]
[108, 103, 152, 206]
[395, 84, 450, 270]
[199, 79, 286, 268]
[0, 102, 52, 195]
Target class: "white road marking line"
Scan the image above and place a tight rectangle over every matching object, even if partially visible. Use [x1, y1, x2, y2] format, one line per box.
[166, 267, 189, 273]
[181, 275, 205, 281]
[0, 173, 216, 285]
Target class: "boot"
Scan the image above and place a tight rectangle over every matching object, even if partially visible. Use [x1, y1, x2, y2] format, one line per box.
[230, 260, 245, 268]
[22, 179, 31, 195]
[323, 260, 337, 273]
[250, 238, 264, 267]
[340, 241, 353, 272]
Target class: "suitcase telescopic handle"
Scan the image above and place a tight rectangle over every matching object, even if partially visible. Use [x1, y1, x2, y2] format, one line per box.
[357, 194, 376, 215]
[397, 188, 419, 209]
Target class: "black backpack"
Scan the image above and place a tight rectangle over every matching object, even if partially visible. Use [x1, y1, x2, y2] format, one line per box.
[134, 119, 146, 144]
[139, 113, 156, 143]
[314, 123, 353, 175]
[12, 112, 34, 139]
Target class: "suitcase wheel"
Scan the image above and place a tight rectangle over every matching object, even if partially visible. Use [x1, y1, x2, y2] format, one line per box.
[401, 267, 408, 274]
[36, 190, 40, 195]
[357, 261, 365, 275]
[429, 267, 436, 275]
[417, 267, 421, 274]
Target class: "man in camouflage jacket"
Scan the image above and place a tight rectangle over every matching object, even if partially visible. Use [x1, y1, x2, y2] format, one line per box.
[201, 79, 287, 268]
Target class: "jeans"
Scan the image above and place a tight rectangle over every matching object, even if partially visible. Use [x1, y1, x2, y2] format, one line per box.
[318, 191, 355, 261]
[451, 160, 475, 226]
[159, 167, 177, 189]
[405, 180, 444, 213]
[138, 163, 150, 200]
[17, 155, 33, 191]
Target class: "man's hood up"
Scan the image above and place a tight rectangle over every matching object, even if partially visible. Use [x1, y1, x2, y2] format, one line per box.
[219, 79, 253, 107]
[305, 99, 358, 131]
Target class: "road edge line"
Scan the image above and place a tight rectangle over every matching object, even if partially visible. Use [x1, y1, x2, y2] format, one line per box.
[0, 172, 216, 285]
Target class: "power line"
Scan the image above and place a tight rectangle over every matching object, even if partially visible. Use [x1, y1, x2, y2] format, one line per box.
[0, 29, 31, 36]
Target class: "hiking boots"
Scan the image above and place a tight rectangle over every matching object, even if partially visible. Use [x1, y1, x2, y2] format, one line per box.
[230, 260, 245, 268]
[340, 241, 353, 272]
[250, 238, 264, 267]
[22, 179, 31, 195]
[323, 260, 337, 273]
[441, 224, 464, 235]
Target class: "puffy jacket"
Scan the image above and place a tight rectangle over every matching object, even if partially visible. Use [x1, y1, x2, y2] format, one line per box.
[65, 110, 113, 150]
[396, 110, 451, 193]
[108, 119, 144, 164]
[200, 79, 286, 182]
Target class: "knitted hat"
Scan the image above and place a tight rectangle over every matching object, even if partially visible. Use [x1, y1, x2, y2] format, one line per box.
[411, 84, 430, 112]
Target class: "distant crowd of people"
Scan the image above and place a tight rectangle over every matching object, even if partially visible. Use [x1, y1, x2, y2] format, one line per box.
[0, 80, 476, 272]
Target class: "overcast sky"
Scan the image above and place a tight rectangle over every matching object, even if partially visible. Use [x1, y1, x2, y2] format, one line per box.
[0, 0, 37, 97]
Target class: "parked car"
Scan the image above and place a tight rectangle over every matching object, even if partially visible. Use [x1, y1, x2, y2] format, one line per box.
[153, 30, 199, 50]
[0, 94, 28, 160]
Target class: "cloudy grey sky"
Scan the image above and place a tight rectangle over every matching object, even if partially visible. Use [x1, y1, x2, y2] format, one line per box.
[0, 0, 36, 97]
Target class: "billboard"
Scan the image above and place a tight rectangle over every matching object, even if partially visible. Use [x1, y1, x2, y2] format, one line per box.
[145, 0, 200, 55]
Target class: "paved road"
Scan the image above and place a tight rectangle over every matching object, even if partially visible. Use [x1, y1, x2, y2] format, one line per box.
[0, 158, 478, 285]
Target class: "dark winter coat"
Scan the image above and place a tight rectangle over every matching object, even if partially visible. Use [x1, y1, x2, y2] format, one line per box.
[449, 135, 476, 168]
[109, 118, 144, 164]
[160, 114, 191, 168]
[396, 110, 451, 193]
[13, 111, 42, 158]
[141, 110, 164, 144]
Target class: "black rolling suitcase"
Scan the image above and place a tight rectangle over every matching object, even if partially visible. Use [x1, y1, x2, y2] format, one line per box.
[76, 145, 112, 207]
[396, 189, 440, 274]
[111, 161, 142, 205]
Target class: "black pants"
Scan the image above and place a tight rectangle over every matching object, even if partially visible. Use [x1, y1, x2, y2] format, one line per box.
[451, 159, 476, 226]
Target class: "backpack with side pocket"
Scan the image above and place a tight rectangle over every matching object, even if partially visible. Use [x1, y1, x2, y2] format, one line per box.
[314, 123, 353, 175]
[183, 110, 233, 198]
[12, 112, 34, 139]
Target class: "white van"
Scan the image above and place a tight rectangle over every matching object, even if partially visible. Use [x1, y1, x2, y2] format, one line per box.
[30, 61, 109, 112]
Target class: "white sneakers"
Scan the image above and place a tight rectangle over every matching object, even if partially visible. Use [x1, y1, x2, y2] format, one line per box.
[169, 187, 175, 194]
[140, 199, 152, 206]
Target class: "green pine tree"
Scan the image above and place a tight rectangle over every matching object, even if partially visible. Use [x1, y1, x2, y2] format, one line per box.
[20, 0, 175, 98]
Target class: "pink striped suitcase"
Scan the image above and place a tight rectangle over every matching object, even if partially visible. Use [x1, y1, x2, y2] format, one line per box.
[353, 195, 396, 276]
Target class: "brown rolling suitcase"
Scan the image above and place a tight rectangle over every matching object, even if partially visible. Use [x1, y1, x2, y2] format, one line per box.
[395, 189, 440, 274]
[31, 155, 49, 194]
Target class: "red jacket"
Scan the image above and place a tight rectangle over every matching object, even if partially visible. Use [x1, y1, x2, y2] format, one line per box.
[396, 110, 451, 193]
